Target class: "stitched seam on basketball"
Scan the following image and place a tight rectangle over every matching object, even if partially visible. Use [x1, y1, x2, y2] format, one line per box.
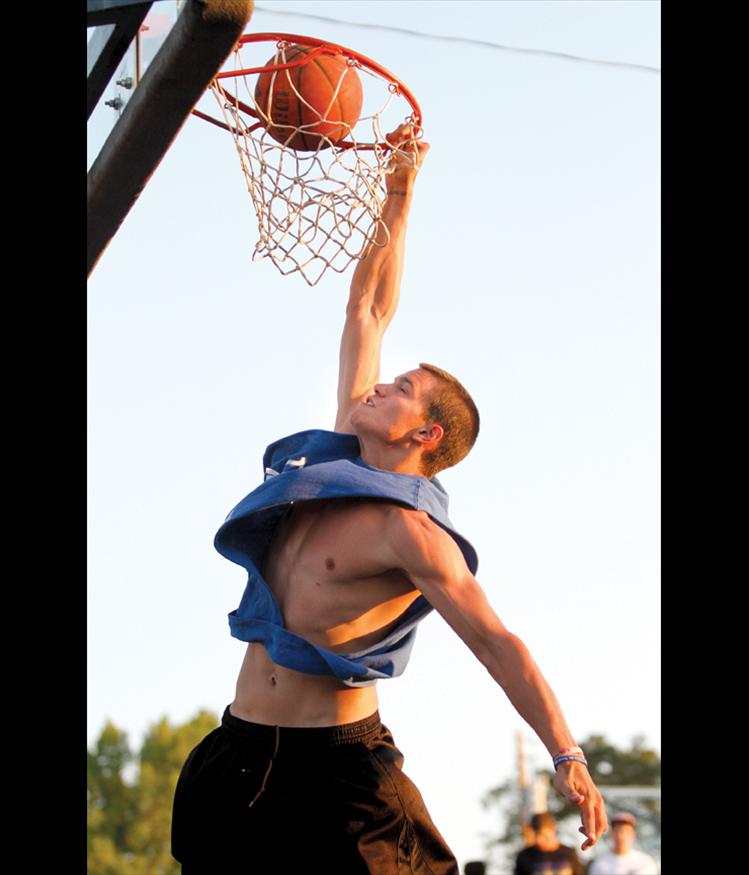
[280, 46, 306, 148]
[295, 51, 307, 149]
[312, 54, 349, 143]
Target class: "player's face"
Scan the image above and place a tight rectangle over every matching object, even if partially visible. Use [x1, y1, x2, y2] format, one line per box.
[353, 368, 436, 442]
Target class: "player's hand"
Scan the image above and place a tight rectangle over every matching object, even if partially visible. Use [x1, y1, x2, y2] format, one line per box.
[384, 123, 429, 190]
[552, 761, 608, 851]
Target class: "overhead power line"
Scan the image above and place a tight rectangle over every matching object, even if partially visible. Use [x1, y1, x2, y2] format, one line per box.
[253, 5, 660, 75]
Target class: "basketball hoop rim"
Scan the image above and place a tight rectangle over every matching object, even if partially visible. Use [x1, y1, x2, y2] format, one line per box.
[214, 31, 423, 130]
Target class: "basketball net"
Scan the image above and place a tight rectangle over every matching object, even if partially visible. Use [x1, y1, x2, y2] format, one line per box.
[206, 37, 422, 287]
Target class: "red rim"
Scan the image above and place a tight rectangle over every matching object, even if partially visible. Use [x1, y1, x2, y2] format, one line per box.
[214, 31, 422, 130]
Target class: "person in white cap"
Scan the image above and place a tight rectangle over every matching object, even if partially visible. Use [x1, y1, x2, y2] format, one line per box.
[587, 812, 658, 874]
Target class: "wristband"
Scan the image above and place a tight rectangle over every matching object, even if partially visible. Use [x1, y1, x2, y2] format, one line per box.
[554, 746, 584, 758]
[553, 755, 588, 770]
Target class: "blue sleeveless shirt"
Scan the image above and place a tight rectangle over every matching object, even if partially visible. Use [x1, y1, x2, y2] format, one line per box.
[215, 429, 478, 687]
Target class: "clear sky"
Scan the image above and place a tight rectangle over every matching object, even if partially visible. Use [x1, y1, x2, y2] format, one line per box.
[88, 1, 660, 869]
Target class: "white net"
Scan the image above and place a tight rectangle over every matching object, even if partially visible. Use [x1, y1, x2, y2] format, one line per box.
[209, 40, 421, 286]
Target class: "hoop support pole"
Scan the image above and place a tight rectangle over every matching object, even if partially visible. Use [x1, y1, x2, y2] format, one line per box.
[87, 0, 254, 278]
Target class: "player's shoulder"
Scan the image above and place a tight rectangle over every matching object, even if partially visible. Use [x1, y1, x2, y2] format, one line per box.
[381, 504, 463, 571]
[382, 504, 434, 540]
[342, 500, 429, 531]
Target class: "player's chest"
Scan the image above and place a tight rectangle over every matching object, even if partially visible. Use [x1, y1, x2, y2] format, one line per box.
[265, 499, 401, 583]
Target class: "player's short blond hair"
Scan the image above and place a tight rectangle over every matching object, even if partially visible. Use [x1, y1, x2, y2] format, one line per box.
[418, 363, 480, 478]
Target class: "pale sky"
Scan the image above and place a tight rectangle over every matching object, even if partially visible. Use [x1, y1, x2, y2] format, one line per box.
[88, 1, 660, 869]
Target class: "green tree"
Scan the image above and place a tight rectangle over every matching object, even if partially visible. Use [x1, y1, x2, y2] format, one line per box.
[87, 709, 218, 875]
[88, 721, 136, 874]
[480, 734, 660, 872]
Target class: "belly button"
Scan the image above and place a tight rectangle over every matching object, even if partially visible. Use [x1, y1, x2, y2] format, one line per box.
[269, 672, 277, 686]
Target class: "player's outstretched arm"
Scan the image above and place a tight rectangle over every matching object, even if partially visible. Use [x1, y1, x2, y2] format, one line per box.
[383, 507, 609, 853]
[334, 125, 430, 432]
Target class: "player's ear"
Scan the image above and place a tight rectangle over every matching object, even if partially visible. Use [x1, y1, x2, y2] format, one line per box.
[414, 423, 443, 445]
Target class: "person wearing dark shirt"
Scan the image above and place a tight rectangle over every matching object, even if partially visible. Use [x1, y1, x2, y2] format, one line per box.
[515, 812, 584, 875]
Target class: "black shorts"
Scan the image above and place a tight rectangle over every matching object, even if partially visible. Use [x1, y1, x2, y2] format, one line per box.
[171, 704, 459, 874]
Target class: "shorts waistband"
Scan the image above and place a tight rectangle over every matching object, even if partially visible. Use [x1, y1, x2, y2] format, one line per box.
[221, 704, 383, 746]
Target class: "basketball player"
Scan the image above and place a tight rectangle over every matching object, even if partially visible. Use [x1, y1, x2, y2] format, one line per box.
[171, 126, 608, 873]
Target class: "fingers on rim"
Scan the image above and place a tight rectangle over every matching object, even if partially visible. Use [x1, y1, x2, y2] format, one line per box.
[387, 123, 424, 147]
[387, 122, 413, 139]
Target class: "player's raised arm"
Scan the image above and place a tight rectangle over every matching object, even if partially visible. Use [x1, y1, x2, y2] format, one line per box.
[334, 126, 430, 433]
[382, 506, 609, 853]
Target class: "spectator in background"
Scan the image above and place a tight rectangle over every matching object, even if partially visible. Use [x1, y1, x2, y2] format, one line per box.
[514, 812, 584, 875]
[587, 812, 658, 874]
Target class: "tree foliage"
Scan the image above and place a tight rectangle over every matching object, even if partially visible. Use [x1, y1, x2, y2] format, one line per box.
[87, 710, 218, 875]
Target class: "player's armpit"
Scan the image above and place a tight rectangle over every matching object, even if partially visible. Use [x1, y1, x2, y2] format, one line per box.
[383, 508, 513, 668]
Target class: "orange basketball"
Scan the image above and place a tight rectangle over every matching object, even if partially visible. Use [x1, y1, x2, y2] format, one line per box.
[254, 46, 363, 151]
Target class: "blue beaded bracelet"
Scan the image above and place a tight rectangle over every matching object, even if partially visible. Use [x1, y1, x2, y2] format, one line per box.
[554, 755, 588, 769]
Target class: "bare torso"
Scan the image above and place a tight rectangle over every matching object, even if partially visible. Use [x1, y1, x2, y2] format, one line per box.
[230, 498, 421, 727]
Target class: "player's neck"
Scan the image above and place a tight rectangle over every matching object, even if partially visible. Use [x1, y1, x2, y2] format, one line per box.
[356, 436, 425, 477]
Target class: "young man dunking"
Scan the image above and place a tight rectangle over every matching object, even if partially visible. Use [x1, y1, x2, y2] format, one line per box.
[171, 126, 608, 874]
